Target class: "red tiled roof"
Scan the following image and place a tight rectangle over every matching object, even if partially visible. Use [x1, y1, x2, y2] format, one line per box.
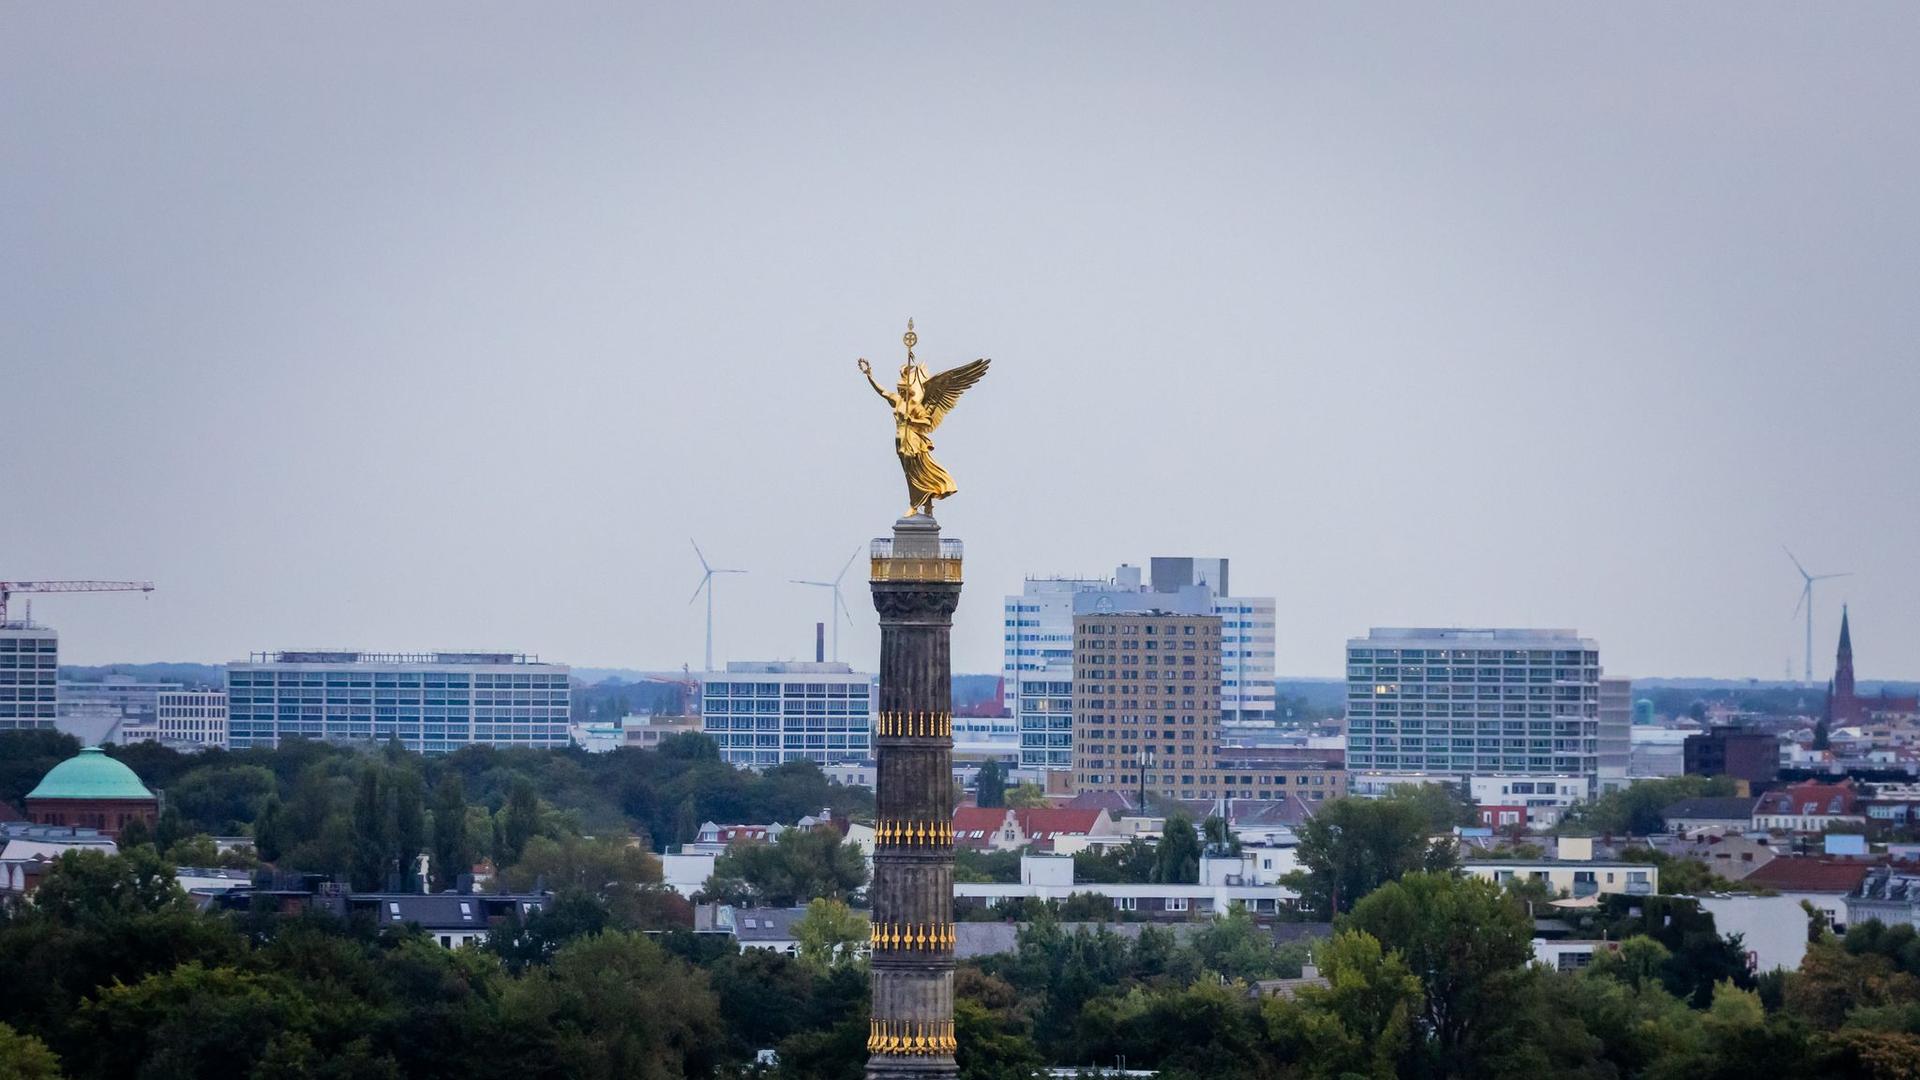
[1744, 858, 1871, 893]
[1754, 780, 1859, 817]
[950, 807, 1105, 849]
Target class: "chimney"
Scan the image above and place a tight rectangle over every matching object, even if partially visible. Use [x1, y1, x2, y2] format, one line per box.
[816, 622, 825, 662]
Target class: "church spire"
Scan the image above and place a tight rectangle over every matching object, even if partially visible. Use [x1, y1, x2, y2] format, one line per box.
[1832, 604, 1857, 723]
[1839, 604, 1853, 655]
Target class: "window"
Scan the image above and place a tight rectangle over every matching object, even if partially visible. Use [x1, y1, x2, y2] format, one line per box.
[1167, 897, 1189, 912]
[1114, 897, 1137, 911]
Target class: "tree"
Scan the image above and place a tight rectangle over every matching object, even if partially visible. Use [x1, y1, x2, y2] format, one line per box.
[975, 761, 1008, 809]
[1280, 929, 1422, 1080]
[32, 847, 188, 927]
[0, 1022, 61, 1080]
[1288, 797, 1457, 916]
[1202, 815, 1241, 857]
[349, 765, 390, 890]
[1382, 782, 1478, 832]
[793, 897, 868, 971]
[152, 805, 185, 853]
[117, 814, 153, 852]
[1153, 813, 1202, 884]
[431, 773, 470, 890]
[1005, 783, 1048, 809]
[1558, 774, 1735, 837]
[391, 765, 428, 891]
[674, 797, 700, 847]
[1813, 717, 1831, 751]
[497, 931, 723, 1080]
[500, 778, 541, 866]
[704, 827, 868, 907]
[1345, 871, 1534, 1078]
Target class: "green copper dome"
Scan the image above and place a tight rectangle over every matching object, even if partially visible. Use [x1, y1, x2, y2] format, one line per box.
[26, 747, 155, 801]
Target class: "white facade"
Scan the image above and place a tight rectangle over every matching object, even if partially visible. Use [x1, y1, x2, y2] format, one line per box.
[1005, 558, 1277, 770]
[1597, 677, 1631, 793]
[227, 651, 571, 752]
[0, 625, 58, 730]
[700, 661, 873, 769]
[151, 690, 228, 748]
[1695, 894, 1809, 972]
[1346, 628, 1600, 785]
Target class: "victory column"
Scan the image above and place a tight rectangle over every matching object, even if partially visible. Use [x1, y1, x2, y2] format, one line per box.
[858, 321, 989, 1079]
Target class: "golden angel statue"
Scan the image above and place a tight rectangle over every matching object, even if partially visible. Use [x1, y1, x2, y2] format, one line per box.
[858, 319, 990, 517]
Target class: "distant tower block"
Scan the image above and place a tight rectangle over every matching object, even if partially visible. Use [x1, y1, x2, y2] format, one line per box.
[866, 515, 962, 1079]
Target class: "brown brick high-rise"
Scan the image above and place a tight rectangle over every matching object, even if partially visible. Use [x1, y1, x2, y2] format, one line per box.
[866, 515, 962, 1079]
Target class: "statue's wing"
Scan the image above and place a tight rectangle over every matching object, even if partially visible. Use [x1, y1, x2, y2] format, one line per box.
[922, 358, 990, 428]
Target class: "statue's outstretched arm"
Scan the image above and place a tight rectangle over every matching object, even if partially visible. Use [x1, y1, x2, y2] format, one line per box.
[856, 358, 895, 403]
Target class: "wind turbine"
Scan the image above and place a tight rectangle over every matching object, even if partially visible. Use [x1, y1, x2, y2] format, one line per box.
[791, 547, 860, 662]
[690, 540, 746, 673]
[1785, 547, 1849, 686]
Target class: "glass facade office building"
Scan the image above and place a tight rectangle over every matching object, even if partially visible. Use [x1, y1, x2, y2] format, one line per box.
[0, 625, 58, 730]
[700, 661, 873, 769]
[1346, 628, 1600, 780]
[227, 651, 570, 753]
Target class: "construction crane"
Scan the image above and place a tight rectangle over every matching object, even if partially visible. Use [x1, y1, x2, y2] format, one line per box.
[0, 580, 154, 624]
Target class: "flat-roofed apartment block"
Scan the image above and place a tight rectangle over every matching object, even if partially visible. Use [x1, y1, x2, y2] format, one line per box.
[227, 651, 570, 752]
[0, 624, 58, 730]
[1072, 611, 1223, 799]
[1346, 628, 1600, 792]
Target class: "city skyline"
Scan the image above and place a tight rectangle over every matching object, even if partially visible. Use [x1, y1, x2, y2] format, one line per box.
[6, 7, 1918, 679]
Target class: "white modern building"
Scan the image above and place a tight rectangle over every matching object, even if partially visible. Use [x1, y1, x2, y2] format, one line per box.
[1005, 557, 1276, 770]
[1597, 677, 1631, 793]
[0, 624, 58, 731]
[1346, 628, 1600, 789]
[147, 690, 228, 748]
[226, 651, 570, 752]
[700, 661, 874, 769]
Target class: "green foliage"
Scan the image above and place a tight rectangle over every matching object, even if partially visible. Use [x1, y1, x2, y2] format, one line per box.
[1071, 838, 1157, 884]
[1382, 782, 1479, 832]
[793, 897, 868, 972]
[0, 1021, 62, 1080]
[1004, 783, 1048, 809]
[955, 846, 1024, 884]
[499, 931, 724, 1079]
[1288, 796, 1459, 916]
[0, 730, 81, 807]
[1557, 775, 1736, 837]
[1153, 812, 1202, 884]
[32, 848, 188, 927]
[1345, 871, 1534, 1077]
[703, 827, 868, 907]
[975, 760, 1008, 808]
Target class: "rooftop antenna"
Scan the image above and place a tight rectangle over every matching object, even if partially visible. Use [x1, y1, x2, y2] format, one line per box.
[1785, 546, 1849, 687]
[791, 547, 860, 662]
[689, 540, 746, 673]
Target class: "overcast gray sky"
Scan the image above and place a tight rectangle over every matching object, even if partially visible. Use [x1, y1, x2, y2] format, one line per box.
[4, 5, 1917, 680]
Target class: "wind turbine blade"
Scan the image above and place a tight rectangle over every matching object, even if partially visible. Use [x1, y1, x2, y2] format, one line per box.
[690, 539, 712, 574]
[793, 580, 832, 587]
[1812, 572, 1852, 581]
[689, 574, 711, 605]
[834, 547, 861, 585]
[1790, 586, 1807, 621]
[717, 568, 747, 575]
[1783, 546, 1810, 581]
[836, 591, 856, 627]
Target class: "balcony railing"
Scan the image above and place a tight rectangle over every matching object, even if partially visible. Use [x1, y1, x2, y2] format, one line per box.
[870, 537, 964, 582]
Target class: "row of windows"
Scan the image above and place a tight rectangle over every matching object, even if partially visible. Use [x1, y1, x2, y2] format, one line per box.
[1351, 649, 1596, 663]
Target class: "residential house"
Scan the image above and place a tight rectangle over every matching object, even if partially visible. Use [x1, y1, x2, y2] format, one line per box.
[1753, 780, 1865, 833]
[952, 807, 1118, 853]
[1846, 866, 1920, 931]
[1742, 858, 1871, 932]
[1663, 796, 1761, 834]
